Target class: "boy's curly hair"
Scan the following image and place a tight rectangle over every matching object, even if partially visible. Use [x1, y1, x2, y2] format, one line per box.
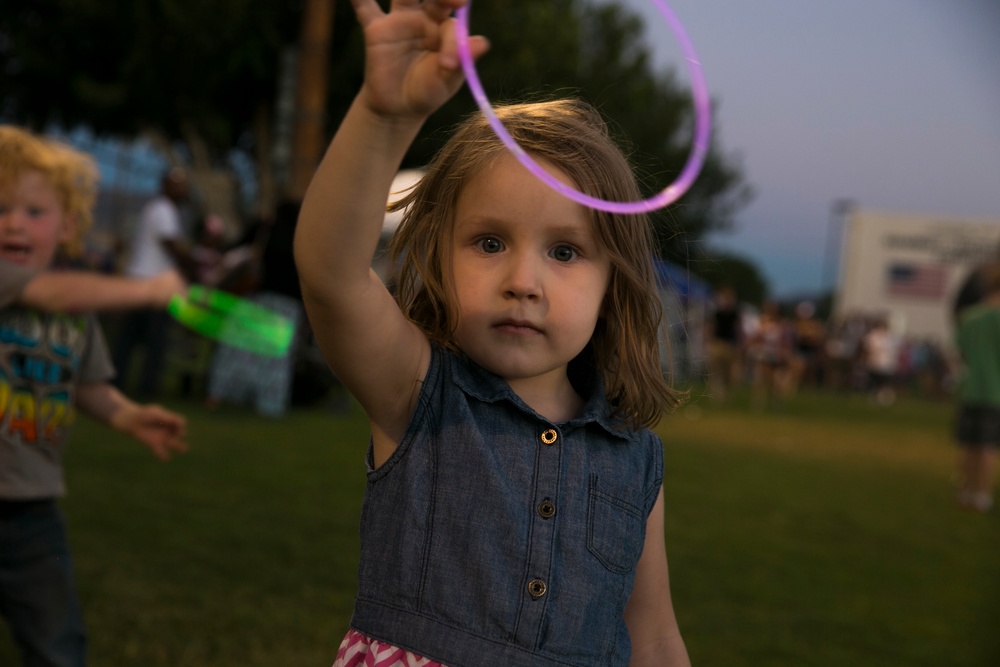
[0, 125, 100, 256]
[388, 99, 683, 429]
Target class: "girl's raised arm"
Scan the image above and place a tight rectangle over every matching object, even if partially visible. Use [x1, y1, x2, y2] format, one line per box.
[294, 0, 487, 456]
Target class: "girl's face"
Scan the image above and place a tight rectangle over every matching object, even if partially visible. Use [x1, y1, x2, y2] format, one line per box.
[450, 154, 611, 390]
[0, 170, 74, 270]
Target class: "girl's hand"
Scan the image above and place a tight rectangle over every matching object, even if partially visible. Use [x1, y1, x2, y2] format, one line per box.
[110, 403, 189, 461]
[351, 0, 490, 120]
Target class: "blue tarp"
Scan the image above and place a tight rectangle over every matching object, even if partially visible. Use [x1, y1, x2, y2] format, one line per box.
[654, 259, 712, 301]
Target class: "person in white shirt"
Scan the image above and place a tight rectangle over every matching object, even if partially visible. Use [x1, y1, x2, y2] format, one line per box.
[862, 317, 899, 406]
[112, 167, 193, 399]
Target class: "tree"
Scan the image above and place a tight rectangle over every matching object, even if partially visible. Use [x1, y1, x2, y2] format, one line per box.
[1, 0, 751, 248]
[691, 250, 770, 307]
[1, 0, 297, 155]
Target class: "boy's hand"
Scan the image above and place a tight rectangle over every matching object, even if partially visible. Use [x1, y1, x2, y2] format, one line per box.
[147, 269, 187, 308]
[352, 0, 489, 120]
[110, 403, 188, 461]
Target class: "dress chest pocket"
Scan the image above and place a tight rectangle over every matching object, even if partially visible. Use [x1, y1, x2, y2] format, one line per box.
[586, 476, 646, 574]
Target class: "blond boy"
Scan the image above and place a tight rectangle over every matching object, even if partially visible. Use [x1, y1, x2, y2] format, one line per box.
[0, 125, 187, 667]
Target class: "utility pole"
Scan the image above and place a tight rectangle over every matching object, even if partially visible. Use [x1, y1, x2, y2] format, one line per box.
[287, 0, 335, 201]
[823, 198, 855, 294]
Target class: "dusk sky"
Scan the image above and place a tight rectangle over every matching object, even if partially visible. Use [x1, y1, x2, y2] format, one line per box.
[620, 0, 1000, 297]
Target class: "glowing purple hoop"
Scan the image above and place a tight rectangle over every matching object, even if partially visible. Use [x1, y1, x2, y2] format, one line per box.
[454, 0, 711, 214]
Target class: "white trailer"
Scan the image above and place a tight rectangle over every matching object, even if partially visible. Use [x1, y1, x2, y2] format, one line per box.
[834, 208, 1000, 348]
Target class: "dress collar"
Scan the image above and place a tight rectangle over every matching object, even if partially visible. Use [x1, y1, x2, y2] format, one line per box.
[445, 345, 634, 441]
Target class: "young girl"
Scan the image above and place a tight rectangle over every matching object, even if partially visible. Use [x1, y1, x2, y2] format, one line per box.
[295, 1, 690, 665]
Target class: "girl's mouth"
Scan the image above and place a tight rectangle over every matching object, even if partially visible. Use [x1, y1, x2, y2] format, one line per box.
[494, 319, 542, 336]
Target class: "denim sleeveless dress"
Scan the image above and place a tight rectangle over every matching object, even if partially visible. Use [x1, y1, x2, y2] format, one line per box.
[346, 345, 664, 667]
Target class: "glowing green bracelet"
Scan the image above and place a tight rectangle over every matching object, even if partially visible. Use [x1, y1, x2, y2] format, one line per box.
[167, 286, 294, 357]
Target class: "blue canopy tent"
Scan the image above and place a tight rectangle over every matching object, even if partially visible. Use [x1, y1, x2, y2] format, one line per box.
[654, 259, 713, 301]
[653, 259, 712, 382]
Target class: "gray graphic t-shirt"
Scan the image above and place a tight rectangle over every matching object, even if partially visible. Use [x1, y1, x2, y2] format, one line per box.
[0, 261, 114, 498]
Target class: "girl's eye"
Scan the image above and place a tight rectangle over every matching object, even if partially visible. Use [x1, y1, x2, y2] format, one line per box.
[478, 237, 503, 254]
[550, 245, 578, 262]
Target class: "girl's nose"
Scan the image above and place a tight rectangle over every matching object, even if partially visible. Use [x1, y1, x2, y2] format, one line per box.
[502, 252, 542, 300]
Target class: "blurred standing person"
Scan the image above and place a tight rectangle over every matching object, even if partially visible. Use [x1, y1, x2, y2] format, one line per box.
[953, 241, 1000, 323]
[189, 213, 226, 286]
[824, 314, 869, 392]
[204, 199, 303, 417]
[861, 316, 899, 406]
[953, 265, 1000, 513]
[747, 300, 794, 410]
[112, 167, 193, 399]
[821, 320, 851, 391]
[789, 300, 826, 393]
[705, 285, 742, 403]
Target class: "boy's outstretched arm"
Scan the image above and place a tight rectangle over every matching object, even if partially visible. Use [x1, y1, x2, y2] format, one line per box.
[295, 0, 488, 451]
[18, 267, 186, 314]
[75, 382, 188, 461]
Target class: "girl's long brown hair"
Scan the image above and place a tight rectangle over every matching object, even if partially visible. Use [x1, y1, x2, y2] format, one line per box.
[389, 99, 683, 428]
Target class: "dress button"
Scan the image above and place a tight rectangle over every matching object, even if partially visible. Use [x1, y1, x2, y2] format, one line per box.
[540, 429, 558, 445]
[527, 578, 547, 598]
[537, 499, 556, 518]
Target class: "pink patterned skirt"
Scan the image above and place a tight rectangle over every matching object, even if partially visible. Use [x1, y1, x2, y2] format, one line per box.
[333, 629, 447, 667]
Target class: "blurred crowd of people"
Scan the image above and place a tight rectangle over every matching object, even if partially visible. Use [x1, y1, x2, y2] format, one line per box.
[704, 287, 955, 409]
[64, 167, 337, 417]
[64, 170, 995, 427]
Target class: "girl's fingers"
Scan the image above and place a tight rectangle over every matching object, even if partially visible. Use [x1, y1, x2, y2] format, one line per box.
[438, 14, 489, 71]
[421, 0, 460, 23]
[437, 16, 460, 70]
[466, 34, 490, 62]
[351, 0, 386, 26]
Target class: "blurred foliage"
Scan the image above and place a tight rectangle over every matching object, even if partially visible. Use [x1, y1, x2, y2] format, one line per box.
[692, 249, 770, 307]
[0, 0, 299, 152]
[1, 0, 754, 269]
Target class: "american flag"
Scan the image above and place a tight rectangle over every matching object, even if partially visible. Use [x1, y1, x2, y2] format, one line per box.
[885, 262, 948, 299]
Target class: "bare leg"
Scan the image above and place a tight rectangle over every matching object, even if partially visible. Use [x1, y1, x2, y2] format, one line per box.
[957, 446, 998, 512]
[973, 447, 998, 511]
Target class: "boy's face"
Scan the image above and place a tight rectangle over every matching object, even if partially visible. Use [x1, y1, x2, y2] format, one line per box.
[0, 170, 75, 270]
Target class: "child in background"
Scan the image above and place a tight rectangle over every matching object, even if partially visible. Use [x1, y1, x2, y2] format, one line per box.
[0, 125, 188, 667]
[862, 317, 899, 406]
[204, 201, 305, 417]
[705, 284, 742, 404]
[747, 300, 793, 410]
[954, 263, 1000, 513]
[294, 1, 690, 665]
[190, 213, 226, 285]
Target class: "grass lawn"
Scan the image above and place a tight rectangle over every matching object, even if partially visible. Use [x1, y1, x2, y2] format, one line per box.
[1, 388, 997, 666]
[660, 390, 1000, 666]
